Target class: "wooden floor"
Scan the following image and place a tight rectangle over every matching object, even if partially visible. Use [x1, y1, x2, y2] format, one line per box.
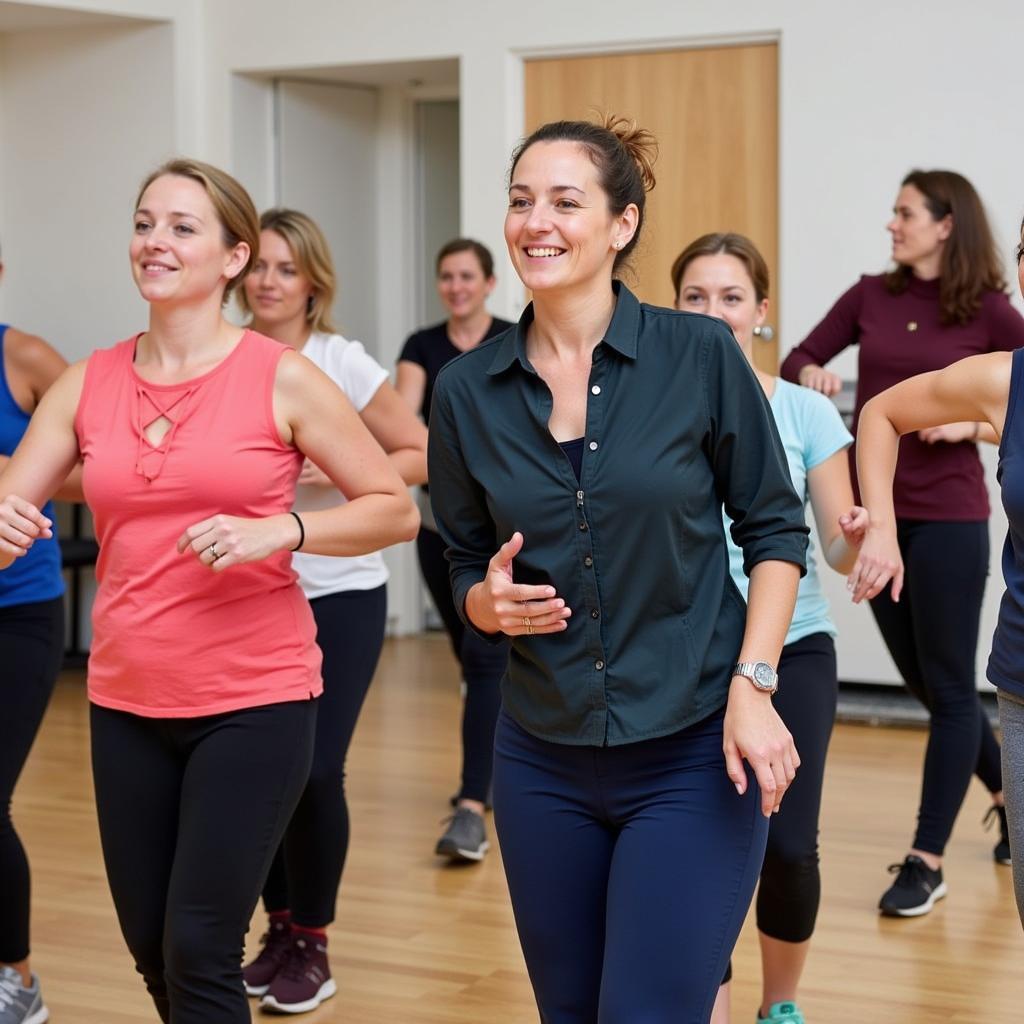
[15, 634, 1023, 1022]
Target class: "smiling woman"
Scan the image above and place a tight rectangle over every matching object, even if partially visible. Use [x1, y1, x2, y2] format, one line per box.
[0, 158, 417, 1024]
[427, 116, 809, 1021]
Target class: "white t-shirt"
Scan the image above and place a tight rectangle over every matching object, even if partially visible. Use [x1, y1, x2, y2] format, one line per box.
[292, 332, 390, 598]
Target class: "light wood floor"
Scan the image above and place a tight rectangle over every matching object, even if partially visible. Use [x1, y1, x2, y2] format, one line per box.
[15, 634, 1023, 1022]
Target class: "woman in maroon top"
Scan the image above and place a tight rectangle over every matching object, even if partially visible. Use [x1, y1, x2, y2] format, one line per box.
[781, 170, 1024, 918]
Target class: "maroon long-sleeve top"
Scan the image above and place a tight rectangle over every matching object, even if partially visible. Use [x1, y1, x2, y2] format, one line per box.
[780, 273, 1024, 520]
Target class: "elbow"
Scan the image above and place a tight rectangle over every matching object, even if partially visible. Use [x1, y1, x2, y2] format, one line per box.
[396, 495, 421, 543]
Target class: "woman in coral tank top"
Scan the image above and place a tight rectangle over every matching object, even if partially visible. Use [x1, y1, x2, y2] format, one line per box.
[0, 159, 418, 1024]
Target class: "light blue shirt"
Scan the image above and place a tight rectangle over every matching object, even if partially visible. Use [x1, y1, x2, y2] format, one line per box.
[725, 377, 852, 645]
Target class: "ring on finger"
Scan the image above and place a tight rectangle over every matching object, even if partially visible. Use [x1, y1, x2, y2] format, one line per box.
[210, 542, 219, 559]
[522, 615, 534, 635]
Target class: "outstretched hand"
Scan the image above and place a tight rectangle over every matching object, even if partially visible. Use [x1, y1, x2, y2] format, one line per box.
[465, 531, 572, 637]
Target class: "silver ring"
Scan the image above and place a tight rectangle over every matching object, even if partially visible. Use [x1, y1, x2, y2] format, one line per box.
[210, 542, 219, 559]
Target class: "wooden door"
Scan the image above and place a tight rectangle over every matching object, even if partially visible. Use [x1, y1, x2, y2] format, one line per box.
[525, 44, 779, 369]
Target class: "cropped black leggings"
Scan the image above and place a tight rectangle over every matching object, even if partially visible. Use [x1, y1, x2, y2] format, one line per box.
[869, 519, 999, 855]
[416, 526, 507, 802]
[0, 596, 63, 964]
[91, 698, 316, 1024]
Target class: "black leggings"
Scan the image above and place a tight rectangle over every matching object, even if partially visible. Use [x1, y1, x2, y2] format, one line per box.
[723, 631, 837, 983]
[869, 519, 999, 855]
[91, 698, 316, 1024]
[261, 585, 387, 926]
[0, 596, 63, 964]
[416, 526, 507, 802]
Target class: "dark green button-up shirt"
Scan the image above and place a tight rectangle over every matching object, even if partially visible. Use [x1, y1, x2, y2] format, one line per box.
[428, 283, 808, 746]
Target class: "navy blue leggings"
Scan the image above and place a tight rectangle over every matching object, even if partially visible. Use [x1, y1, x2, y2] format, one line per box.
[417, 526, 507, 802]
[493, 707, 768, 1023]
[869, 519, 998, 855]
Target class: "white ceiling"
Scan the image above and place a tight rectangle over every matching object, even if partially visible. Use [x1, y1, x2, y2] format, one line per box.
[250, 57, 459, 90]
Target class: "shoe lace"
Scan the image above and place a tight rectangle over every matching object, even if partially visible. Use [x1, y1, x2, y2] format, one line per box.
[887, 857, 929, 888]
[982, 803, 1007, 835]
[277, 937, 317, 983]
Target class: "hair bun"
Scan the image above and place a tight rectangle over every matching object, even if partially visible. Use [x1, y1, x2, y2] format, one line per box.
[603, 114, 658, 193]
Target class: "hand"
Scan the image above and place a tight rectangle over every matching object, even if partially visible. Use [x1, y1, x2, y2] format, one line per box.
[723, 678, 799, 817]
[298, 458, 333, 487]
[466, 531, 572, 636]
[918, 422, 977, 444]
[0, 494, 53, 562]
[176, 513, 300, 573]
[846, 524, 903, 603]
[838, 505, 870, 549]
[797, 364, 843, 396]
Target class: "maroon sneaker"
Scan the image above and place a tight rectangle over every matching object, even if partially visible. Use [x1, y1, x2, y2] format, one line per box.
[260, 934, 336, 1014]
[242, 917, 292, 997]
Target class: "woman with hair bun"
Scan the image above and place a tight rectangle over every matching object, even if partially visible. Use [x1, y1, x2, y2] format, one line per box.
[0, 159, 418, 1022]
[237, 208, 427, 1014]
[782, 170, 1024, 918]
[427, 117, 809, 1020]
[674, 232, 867, 1024]
[397, 238, 513, 863]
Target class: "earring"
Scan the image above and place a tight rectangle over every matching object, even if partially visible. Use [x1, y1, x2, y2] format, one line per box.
[614, 240, 623, 250]
[752, 324, 775, 342]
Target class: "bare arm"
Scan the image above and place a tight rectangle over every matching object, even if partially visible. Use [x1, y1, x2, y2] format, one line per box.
[395, 360, 427, 415]
[806, 448, 861, 574]
[0, 362, 85, 568]
[178, 352, 419, 569]
[850, 351, 1011, 603]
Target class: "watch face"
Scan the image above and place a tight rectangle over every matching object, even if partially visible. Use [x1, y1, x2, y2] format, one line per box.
[753, 663, 775, 688]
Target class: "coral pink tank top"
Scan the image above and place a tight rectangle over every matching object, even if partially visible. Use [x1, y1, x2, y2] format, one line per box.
[75, 330, 322, 717]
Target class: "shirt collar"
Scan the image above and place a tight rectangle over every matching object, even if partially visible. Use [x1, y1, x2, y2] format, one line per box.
[487, 280, 641, 376]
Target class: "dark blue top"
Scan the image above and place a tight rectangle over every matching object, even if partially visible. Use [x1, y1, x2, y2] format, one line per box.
[988, 347, 1024, 698]
[558, 437, 584, 484]
[428, 283, 808, 746]
[0, 325, 64, 609]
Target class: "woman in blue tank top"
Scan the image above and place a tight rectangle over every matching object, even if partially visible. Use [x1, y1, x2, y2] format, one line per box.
[0, 319, 81, 1023]
[854, 218, 1024, 927]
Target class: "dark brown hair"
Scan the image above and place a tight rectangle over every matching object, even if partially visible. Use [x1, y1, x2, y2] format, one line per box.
[885, 169, 1006, 326]
[509, 115, 658, 271]
[435, 238, 495, 279]
[136, 158, 260, 302]
[670, 232, 770, 303]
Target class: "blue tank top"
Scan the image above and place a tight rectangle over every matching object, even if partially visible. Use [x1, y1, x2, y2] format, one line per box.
[988, 347, 1024, 698]
[0, 325, 64, 608]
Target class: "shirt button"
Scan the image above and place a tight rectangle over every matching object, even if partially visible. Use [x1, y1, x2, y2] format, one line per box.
[591, 609, 600, 619]
[589, 441, 599, 451]
[584, 556, 593, 567]
[595, 659, 605, 671]
[591, 385, 601, 395]
[579, 522, 588, 531]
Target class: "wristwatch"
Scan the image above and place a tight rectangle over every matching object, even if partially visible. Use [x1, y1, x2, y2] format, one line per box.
[733, 661, 779, 694]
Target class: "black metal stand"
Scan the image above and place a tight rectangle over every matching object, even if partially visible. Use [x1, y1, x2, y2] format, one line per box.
[61, 503, 98, 669]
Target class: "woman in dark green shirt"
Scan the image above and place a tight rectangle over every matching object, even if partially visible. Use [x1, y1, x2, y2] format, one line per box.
[428, 116, 809, 1022]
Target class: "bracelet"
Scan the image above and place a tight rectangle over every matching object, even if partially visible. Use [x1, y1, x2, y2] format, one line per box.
[289, 511, 305, 552]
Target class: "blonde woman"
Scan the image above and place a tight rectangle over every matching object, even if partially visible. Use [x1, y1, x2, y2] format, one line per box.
[0, 161, 417, 1022]
[237, 208, 426, 1014]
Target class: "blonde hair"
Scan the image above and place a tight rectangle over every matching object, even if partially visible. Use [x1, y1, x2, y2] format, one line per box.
[236, 208, 339, 335]
[135, 158, 259, 302]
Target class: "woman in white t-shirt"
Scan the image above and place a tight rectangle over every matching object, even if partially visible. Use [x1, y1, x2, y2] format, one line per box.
[673, 233, 867, 1024]
[237, 209, 427, 1015]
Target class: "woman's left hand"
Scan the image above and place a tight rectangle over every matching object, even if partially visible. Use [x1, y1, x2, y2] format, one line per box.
[176, 513, 300, 572]
[838, 505, 870, 549]
[918, 421, 977, 444]
[723, 680, 799, 817]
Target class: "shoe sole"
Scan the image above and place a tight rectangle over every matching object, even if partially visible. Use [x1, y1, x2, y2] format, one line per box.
[260, 977, 337, 1014]
[435, 839, 490, 862]
[995, 854, 1013, 866]
[23, 1008, 48, 1024]
[880, 880, 948, 917]
[245, 981, 271, 997]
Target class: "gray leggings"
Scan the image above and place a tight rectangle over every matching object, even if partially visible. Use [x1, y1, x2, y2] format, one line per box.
[998, 689, 1024, 929]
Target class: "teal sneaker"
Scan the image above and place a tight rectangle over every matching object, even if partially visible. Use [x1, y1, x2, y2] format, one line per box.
[757, 1002, 806, 1024]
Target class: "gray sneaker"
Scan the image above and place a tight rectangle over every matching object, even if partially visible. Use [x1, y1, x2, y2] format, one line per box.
[0, 967, 48, 1024]
[435, 807, 490, 862]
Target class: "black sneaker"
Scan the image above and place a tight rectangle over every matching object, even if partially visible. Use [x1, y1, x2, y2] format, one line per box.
[435, 807, 490, 862]
[879, 855, 947, 917]
[983, 804, 1012, 865]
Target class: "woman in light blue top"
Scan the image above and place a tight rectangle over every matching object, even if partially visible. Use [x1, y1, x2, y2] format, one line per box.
[674, 233, 867, 1024]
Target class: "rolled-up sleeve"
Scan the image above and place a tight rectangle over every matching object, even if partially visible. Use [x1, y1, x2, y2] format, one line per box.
[426, 375, 501, 636]
[701, 324, 809, 577]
